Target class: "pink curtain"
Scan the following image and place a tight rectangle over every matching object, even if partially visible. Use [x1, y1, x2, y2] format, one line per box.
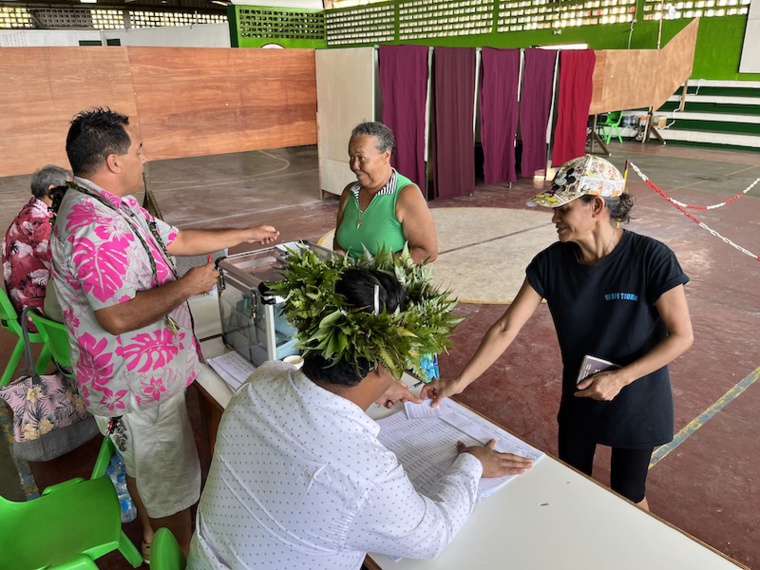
[551, 50, 596, 167]
[379, 45, 429, 190]
[480, 48, 520, 184]
[432, 47, 476, 199]
[519, 48, 557, 177]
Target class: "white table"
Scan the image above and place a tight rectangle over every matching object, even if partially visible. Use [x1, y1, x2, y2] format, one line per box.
[188, 297, 745, 570]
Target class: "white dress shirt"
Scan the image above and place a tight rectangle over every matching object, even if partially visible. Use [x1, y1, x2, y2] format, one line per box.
[188, 361, 483, 570]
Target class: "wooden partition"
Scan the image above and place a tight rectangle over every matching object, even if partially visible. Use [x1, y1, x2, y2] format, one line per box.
[0, 47, 317, 176]
[129, 48, 316, 161]
[0, 47, 138, 176]
[589, 19, 699, 114]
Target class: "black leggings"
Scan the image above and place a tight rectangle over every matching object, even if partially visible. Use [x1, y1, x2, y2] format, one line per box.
[558, 430, 653, 503]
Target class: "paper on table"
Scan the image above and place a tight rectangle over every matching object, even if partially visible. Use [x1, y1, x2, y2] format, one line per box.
[378, 399, 544, 500]
[207, 351, 257, 392]
[404, 399, 445, 419]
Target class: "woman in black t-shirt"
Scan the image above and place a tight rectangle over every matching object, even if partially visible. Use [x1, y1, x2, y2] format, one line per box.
[422, 155, 693, 510]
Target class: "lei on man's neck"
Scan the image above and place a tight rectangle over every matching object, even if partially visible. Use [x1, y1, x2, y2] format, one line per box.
[268, 246, 463, 380]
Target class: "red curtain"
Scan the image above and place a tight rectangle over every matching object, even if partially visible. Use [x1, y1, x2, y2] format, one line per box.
[519, 48, 557, 177]
[378, 45, 429, 191]
[480, 48, 520, 184]
[432, 47, 476, 200]
[551, 50, 596, 167]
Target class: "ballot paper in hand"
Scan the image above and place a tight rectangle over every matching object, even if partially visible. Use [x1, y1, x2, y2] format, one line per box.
[404, 399, 445, 419]
[378, 399, 544, 500]
[276, 241, 310, 254]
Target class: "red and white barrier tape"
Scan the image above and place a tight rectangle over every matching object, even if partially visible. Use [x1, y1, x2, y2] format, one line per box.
[627, 161, 759, 262]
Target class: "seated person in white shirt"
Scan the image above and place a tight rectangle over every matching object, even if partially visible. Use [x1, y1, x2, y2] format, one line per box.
[188, 256, 533, 570]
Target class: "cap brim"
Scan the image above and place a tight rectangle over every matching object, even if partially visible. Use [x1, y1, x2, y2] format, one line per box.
[530, 192, 574, 208]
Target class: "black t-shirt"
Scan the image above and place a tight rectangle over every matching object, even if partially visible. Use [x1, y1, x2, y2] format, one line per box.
[526, 230, 689, 448]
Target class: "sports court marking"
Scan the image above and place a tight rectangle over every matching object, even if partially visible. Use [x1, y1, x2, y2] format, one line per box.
[650, 366, 760, 467]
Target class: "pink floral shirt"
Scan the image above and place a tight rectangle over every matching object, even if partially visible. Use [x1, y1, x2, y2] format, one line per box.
[2, 196, 53, 317]
[50, 178, 199, 417]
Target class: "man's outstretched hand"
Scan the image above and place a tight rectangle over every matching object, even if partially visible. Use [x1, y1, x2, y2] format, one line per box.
[457, 439, 533, 478]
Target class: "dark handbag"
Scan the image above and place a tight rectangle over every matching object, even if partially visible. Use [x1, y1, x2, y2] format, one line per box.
[0, 309, 99, 462]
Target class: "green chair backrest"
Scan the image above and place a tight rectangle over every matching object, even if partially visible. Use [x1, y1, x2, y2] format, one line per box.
[27, 309, 118, 483]
[29, 311, 73, 371]
[0, 288, 23, 337]
[150, 527, 187, 570]
[0, 477, 131, 570]
[603, 110, 623, 125]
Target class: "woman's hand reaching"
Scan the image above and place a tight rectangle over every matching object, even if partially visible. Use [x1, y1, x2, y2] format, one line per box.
[420, 377, 466, 408]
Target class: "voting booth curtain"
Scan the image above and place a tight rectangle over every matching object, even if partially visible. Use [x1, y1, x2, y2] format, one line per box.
[319, 45, 596, 198]
[520, 48, 558, 178]
[378, 45, 429, 192]
[480, 48, 521, 185]
[432, 47, 477, 200]
[551, 50, 597, 167]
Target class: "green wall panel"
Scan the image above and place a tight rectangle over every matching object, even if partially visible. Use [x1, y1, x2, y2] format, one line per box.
[233, 5, 326, 48]
[232, 2, 759, 81]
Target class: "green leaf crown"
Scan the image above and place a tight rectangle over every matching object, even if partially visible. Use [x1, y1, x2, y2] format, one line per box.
[267, 246, 463, 379]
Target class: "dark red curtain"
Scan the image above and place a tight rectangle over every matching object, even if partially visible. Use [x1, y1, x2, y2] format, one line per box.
[519, 48, 557, 177]
[551, 50, 596, 167]
[378, 45, 429, 190]
[432, 47, 476, 200]
[480, 48, 520, 184]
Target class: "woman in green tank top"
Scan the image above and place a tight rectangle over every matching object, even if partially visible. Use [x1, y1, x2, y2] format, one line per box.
[334, 122, 438, 265]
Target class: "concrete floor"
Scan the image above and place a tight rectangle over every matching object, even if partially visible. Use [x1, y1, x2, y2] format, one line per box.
[1, 141, 758, 568]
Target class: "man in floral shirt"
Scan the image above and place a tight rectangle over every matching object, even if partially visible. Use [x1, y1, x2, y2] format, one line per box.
[50, 108, 279, 559]
[2, 165, 71, 319]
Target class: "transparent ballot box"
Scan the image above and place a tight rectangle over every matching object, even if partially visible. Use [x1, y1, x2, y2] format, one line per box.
[216, 241, 334, 366]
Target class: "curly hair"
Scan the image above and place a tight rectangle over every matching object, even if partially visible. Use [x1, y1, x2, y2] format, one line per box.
[350, 122, 395, 154]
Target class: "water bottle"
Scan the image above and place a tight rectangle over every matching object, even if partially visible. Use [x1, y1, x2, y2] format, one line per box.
[105, 463, 118, 487]
[115, 473, 137, 523]
[111, 453, 126, 477]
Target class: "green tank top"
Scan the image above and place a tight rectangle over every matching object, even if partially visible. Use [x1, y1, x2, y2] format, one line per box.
[336, 171, 413, 258]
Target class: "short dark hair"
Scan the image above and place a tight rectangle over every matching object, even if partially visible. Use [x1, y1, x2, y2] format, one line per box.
[302, 268, 407, 387]
[350, 122, 395, 154]
[66, 108, 131, 177]
[30, 165, 71, 199]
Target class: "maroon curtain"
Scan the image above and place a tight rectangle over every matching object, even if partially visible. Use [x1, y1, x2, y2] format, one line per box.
[551, 50, 596, 167]
[480, 48, 520, 184]
[519, 48, 557, 177]
[379, 45, 429, 190]
[432, 47, 476, 199]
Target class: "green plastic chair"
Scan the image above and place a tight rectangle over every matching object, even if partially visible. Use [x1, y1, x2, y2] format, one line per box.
[28, 310, 75, 379]
[28, 310, 116, 480]
[0, 290, 52, 387]
[599, 110, 624, 144]
[150, 527, 186, 570]
[0, 476, 143, 569]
